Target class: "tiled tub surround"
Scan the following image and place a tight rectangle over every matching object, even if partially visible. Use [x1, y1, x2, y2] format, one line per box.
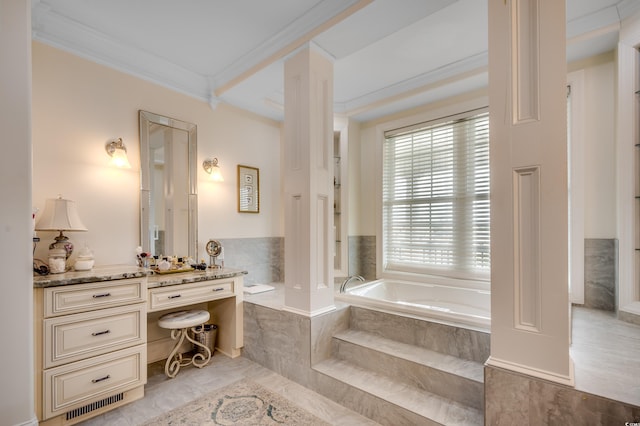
[218, 237, 284, 285]
[243, 284, 489, 425]
[217, 236, 375, 284]
[348, 235, 376, 280]
[584, 238, 617, 311]
[242, 284, 350, 388]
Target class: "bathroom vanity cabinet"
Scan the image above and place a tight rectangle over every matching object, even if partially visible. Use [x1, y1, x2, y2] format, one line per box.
[33, 265, 246, 425]
[146, 268, 245, 362]
[33, 268, 147, 425]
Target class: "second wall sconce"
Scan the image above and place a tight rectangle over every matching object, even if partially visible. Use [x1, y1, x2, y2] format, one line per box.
[203, 157, 224, 182]
[105, 138, 131, 168]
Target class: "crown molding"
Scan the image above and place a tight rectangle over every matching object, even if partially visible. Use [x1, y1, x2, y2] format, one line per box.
[567, 5, 620, 39]
[335, 51, 488, 115]
[617, 0, 640, 21]
[258, 52, 488, 122]
[32, 2, 214, 102]
[567, 0, 640, 40]
[32, 0, 369, 103]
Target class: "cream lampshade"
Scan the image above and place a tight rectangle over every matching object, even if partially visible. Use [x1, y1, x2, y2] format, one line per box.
[35, 196, 88, 259]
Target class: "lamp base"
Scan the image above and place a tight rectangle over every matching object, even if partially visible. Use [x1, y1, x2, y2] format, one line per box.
[49, 231, 74, 259]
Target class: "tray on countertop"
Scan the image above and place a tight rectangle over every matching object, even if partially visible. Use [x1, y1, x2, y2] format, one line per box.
[152, 267, 195, 275]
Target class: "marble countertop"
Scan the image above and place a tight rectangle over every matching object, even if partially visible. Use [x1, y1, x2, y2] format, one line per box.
[147, 267, 247, 289]
[33, 264, 147, 288]
[34, 264, 247, 288]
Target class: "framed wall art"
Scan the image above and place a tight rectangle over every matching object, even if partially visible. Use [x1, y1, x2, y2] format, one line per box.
[237, 164, 259, 213]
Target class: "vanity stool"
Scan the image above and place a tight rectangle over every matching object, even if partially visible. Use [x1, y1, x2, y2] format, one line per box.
[158, 310, 212, 378]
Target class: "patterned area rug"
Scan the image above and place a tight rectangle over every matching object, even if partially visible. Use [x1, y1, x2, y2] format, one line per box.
[142, 379, 331, 425]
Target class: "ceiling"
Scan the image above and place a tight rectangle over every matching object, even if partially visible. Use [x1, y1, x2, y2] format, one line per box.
[31, 0, 640, 122]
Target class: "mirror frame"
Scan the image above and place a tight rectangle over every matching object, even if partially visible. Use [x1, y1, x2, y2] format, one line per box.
[139, 110, 198, 260]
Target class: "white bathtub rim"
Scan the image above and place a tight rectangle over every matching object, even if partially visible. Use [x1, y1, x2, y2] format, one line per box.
[336, 294, 491, 333]
[379, 270, 490, 291]
[349, 278, 491, 297]
[337, 278, 491, 331]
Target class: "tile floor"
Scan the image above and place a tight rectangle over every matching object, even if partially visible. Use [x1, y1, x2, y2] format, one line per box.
[80, 355, 379, 425]
[571, 306, 640, 407]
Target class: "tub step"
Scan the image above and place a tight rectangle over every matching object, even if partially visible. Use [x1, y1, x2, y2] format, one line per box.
[333, 328, 484, 409]
[348, 306, 490, 363]
[313, 357, 483, 426]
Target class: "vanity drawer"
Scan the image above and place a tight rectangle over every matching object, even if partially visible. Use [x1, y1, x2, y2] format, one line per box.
[45, 278, 146, 317]
[148, 279, 234, 312]
[43, 344, 146, 420]
[44, 304, 146, 368]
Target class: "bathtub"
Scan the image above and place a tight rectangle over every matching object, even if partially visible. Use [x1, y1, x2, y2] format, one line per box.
[336, 279, 491, 330]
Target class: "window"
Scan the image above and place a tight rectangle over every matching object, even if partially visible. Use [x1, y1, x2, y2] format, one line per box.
[382, 109, 490, 280]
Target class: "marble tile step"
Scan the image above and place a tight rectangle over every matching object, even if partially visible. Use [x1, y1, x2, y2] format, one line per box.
[333, 329, 484, 409]
[313, 357, 483, 426]
[349, 307, 490, 363]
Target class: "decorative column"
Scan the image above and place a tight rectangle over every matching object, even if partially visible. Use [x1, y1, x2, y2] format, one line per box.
[487, 0, 572, 385]
[0, 0, 37, 424]
[283, 44, 335, 316]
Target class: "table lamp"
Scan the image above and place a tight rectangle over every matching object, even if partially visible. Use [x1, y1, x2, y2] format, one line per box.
[35, 195, 88, 259]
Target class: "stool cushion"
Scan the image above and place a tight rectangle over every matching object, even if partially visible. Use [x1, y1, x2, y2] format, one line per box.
[158, 310, 210, 329]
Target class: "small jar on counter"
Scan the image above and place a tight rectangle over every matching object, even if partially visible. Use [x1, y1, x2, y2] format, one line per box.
[48, 248, 67, 274]
[74, 245, 95, 271]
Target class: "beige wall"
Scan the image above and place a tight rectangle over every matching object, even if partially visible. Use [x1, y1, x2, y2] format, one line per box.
[577, 55, 616, 238]
[32, 42, 283, 266]
[354, 123, 378, 236]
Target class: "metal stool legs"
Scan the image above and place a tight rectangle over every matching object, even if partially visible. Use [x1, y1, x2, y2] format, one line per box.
[164, 325, 212, 378]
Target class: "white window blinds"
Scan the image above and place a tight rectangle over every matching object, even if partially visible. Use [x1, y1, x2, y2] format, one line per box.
[382, 109, 490, 279]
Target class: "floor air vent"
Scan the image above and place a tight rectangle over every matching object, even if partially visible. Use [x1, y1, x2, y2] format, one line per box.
[66, 392, 124, 421]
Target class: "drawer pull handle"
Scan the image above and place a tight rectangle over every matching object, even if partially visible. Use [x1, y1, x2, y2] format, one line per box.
[92, 375, 111, 383]
[168, 294, 182, 299]
[92, 293, 111, 298]
[91, 330, 111, 336]
[213, 287, 225, 292]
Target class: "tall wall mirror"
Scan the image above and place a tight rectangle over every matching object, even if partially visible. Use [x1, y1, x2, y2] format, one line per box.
[139, 110, 198, 260]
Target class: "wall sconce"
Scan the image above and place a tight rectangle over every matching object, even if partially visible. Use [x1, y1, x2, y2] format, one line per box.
[105, 138, 131, 168]
[203, 158, 224, 182]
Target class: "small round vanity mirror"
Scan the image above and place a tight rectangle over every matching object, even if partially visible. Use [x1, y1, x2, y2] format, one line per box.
[206, 240, 222, 257]
[206, 239, 222, 268]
